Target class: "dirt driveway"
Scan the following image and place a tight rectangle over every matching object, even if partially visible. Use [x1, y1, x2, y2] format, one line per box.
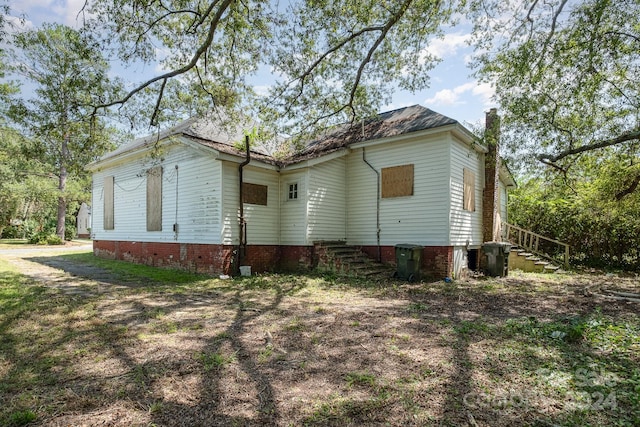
[1, 246, 638, 426]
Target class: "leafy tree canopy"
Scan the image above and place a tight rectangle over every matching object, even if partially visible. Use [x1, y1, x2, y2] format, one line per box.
[10, 23, 119, 169]
[81, 0, 638, 171]
[509, 153, 640, 270]
[472, 0, 640, 173]
[7, 23, 120, 239]
[85, 0, 461, 138]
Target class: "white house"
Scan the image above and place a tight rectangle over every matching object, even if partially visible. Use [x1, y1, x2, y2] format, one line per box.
[86, 105, 515, 278]
[76, 202, 92, 238]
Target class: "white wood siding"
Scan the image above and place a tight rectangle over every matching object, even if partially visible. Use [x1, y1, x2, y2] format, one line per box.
[221, 161, 238, 244]
[306, 157, 347, 243]
[221, 162, 280, 245]
[346, 136, 450, 246]
[449, 137, 484, 246]
[280, 170, 308, 245]
[92, 144, 222, 243]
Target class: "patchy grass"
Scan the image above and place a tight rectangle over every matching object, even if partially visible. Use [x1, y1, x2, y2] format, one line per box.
[0, 250, 639, 426]
[0, 239, 91, 250]
[0, 239, 29, 247]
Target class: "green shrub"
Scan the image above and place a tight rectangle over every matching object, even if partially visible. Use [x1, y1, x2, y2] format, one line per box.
[1, 225, 22, 239]
[46, 235, 63, 245]
[27, 231, 63, 245]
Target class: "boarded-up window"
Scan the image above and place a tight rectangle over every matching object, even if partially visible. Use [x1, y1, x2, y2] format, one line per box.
[463, 168, 475, 212]
[243, 182, 268, 205]
[147, 166, 163, 231]
[104, 176, 114, 230]
[381, 164, 414, 198]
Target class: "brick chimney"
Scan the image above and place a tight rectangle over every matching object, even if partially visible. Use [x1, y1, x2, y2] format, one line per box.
[482, 108, 500, 243]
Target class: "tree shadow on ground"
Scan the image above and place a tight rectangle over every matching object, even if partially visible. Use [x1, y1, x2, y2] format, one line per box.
[1, 255, 301, 425]
[2, 255, 638, 426]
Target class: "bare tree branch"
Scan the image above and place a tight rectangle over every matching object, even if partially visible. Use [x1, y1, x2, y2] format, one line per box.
[269, 23, 387, 120]
[533, 0, 569, 75]
[92, 0, 233, 123]
[538, 129, 640, 163]
[150, 78, 167, 126]
[271, 0, 416, 129]
[615, 173, 640, 200]
[603, 30, 640, 43]
[346, 0, 415, 117]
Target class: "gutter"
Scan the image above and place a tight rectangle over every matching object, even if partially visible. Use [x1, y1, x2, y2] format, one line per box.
[238, 135, 250, 264]
[362, 148, 381, 262]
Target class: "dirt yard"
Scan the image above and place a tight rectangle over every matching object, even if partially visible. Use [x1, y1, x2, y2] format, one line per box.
[0, 246, 638, 426]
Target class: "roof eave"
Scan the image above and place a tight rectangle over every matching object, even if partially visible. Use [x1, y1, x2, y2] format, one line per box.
[348, 123, 488, 153]
[500, 162, 517, 188]
[86, 135, 219, 172]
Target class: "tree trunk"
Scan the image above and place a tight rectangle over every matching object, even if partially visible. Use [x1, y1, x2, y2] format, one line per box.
[56, 169, 67, 240]
[56, 135, 69, 241]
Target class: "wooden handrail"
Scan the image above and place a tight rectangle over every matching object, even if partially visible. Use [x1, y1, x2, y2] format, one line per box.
[502, 222, 570, 269]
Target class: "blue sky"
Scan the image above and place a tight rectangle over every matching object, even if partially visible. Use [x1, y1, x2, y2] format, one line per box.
[7, 0, 496, 130]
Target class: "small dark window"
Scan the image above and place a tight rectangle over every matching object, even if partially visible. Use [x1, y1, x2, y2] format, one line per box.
[288, 183, 298, 200]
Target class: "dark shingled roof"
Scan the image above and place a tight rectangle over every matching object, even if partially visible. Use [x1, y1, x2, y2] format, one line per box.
[289, 104, 458, 162]
[90, 105, 460, 168]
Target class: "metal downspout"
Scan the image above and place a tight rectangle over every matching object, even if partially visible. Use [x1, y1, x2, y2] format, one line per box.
[238, 135, 250, 264]
[362, 148, 381, 262]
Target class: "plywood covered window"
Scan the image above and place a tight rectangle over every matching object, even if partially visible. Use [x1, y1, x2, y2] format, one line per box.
[243, 182, 268, 205]
[463, 168, 475, 212]
[381, 164, 414, 198]
[146, 166, 163, 231]
[103, 176, 114, 230]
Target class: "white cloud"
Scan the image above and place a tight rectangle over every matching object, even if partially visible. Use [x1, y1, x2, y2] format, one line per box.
[471, 82, 495, 106]
[424, 32, 471, 60]
[424, 81, 495, 107]
[253, 85, 271, 97]
[61, 0, 94, 27]
[3, 15, 34, 32]
[424, 82, 475, 106]
[11, 0, 91, 29]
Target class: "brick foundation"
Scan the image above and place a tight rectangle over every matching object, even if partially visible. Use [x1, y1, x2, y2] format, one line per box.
[93, 240, 453, 278]
[94, 240, 235, 275]
[360, 245, 454, 279]
[279, 246, 314, 271]
[93, 241, 314, 276]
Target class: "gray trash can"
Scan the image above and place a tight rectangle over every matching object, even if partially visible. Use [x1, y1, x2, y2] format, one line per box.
[395, 244, 423, 282]
[482, 242, 511, 277]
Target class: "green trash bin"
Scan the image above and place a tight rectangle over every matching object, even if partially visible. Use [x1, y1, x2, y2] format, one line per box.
[482, 242, 511, 277]
[395, 244, 423, 282]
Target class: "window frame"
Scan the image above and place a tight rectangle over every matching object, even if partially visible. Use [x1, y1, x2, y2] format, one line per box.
[381, 164, 414, 199]
[288, 182, 298, 200]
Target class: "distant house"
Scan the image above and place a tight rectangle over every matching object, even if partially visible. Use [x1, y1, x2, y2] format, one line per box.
[86, 105, 515, 278]
[76, 202, 91, 238]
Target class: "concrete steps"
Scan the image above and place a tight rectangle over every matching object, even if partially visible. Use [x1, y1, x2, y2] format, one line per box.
[314, 241, 396, 279]
[508, 247, 562, 273]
